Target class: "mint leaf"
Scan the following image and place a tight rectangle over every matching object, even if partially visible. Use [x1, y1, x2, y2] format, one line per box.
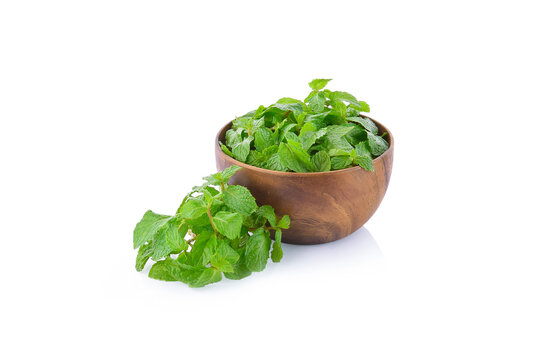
[325, 125, 355, 151]
[190, 232, 218, 266]
[203, 165, 242, 186]
[271, 102, 304, 116]
[278, 140, 314, 173]
[255, 205, 277, 227]
[271, 228, 283, 263]
[254, 127, 275, 152]
[210, 242, 240, 273]
[179, 197, 207, 219]
[329, 91, 360, 106]
[354, 155, 374, 171]
[220, 142, 234, 157]
[217, 242, 240, 264]
[179, 266, 222, 288]
[358, 101, 370, 112]
[212, 211, 243, 240]
[311, 150, 331, 172]
[277, 215, 290, 229]
[210, 254, 234, 273]
[245, 228, 272, 272]
[225, 128, 242, 148]
[223, 250, 252, 280]
[367, 132, 389, 157]
[309, 78, 332, 90]
[135, 243, 153, 271]
[300, 128, 326, 151]
[148, 258, 183, 281]
[232, 135, 253, 162]
[307, 91, 326, 113]
[346, 116, 378, 134]
[265, 153, 288, 172]
[151, 217, 187, 260]
[276, 97, 303, 104]
[299, 121, 317, 136]
[278, 123, 297, 143]
[223, 185, 258, 216]
[133, 210, 171, 249]
[331, 155, 353, 170]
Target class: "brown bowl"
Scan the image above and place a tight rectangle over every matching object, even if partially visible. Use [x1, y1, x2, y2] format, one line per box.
[215, 117, 394, 245]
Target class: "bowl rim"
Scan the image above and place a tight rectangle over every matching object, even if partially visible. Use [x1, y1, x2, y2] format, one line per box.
[215, 115, 394, 177]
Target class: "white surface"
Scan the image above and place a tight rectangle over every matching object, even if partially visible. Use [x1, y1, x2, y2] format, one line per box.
[1, 1, 542, 359]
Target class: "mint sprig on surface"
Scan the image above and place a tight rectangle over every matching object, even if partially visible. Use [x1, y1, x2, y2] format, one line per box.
[133, 165, 290, 287]
[222, 79, 389, 172]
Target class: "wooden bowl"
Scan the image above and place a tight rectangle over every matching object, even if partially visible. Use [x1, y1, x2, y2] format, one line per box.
[215, 118, 394, 245]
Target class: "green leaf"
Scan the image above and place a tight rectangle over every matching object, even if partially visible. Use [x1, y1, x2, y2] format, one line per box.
[245, 228, 272, 272]
[346, 116, 378, 134]
[278, 140, 314, 173]
[179, 197, 207, 219]
[307, 91, 326, 113]
[247, 145, 278, 167]
[210, 255, 234, 273]
[300, 128, 327, 151]
[358, 101, 370, 112]
[299, 121, 317, 136]
[217, 241, 240, 264]
[203, 165, 242, 186]
[212, 211, 243, 240]
[225, 128, 242, 147]
[254, 127, 275, 152]
[278, 123, 297, 143]
[277, 215, 290, 229]
[232, 135, 253, 162]
[329, 148, 351, 157]
[325, 125, 355, 151]
[220, 165, 242, 183]
[271, 229, 283, 263]
[329, 91, 360, 106]
[265, 153, 289, 172]
[331, 156, 353, 170]
[354, 155, 374, 171]
[133, 210, 171, 249]
[223, 185, 258, 216]
[148, 258, 183, 281]
[367, 132, 389, 157]
[210, 242, 240, 273]
[190, 232, 218, 266]
[224, 250, 252, 280]
[308, 78, 332, 91]
[271, 102, 304, 115]
[276, 97, 303, 104]
[311, 151, 331, 172]
[152, 217, 188, 260]
[220, 142, 234, 157]
[255, 205, 277, 227]
[179, 266, 222, 288]
[135, 243, 153, 271]
[166, 220, 188, 252]
[329, 100, 347, 118]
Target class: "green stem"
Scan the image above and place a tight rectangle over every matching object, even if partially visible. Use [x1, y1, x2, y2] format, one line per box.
[207, 205, 218, 235]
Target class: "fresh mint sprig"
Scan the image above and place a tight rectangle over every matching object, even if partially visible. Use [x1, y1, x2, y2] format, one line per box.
[133, 165, 289, 287]
[222, 79, 389, 172]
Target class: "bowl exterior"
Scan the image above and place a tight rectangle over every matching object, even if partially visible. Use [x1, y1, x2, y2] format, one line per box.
[215, 119, 394, 245]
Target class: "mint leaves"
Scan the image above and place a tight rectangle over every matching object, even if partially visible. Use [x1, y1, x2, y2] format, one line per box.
[222, 79, 389, 172]
[133, 165, 290, 287]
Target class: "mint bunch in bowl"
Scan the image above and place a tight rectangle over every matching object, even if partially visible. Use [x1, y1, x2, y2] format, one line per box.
[220, 79, 389, 173]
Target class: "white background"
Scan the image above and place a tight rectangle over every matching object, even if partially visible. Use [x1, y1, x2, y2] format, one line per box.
[1, 1, 542, 359]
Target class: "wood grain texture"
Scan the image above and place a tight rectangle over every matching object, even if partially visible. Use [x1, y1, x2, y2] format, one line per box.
[215, 117, 394, 245]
